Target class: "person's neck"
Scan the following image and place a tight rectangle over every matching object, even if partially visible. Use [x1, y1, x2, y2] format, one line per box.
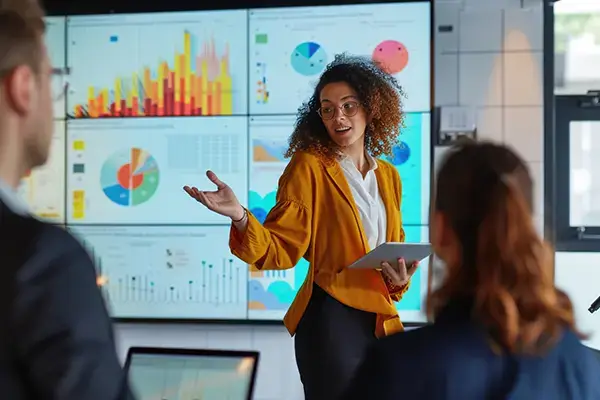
[0, 126, 27, 190]
[341, 141, 369, 176]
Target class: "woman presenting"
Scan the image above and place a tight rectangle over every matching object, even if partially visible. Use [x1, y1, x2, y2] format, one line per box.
[184, 54, 417, 399]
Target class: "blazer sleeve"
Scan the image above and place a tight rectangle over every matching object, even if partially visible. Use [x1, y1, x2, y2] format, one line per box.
[9, 228, 134, 400]
[229, 153, 314, 270]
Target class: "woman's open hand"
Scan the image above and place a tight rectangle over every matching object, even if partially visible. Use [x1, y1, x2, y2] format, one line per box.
[381, 258, 419, 287]
[183, 170, 244, 220]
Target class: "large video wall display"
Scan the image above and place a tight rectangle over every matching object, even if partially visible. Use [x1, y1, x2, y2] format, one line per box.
[31, 1, 432, 323]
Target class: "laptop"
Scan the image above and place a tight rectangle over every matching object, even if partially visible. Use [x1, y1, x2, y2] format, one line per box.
[124, 347, 259, 400]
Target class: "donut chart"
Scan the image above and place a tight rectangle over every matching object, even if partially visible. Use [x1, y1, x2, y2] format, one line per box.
[372, 40, 409, 75]
[100, 148, 159, 206]
[290, 41, 327, 76]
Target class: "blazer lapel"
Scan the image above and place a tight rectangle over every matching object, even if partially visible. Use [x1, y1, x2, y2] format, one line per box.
[375, 161, 397, 242]
[324, 161, 369, 251]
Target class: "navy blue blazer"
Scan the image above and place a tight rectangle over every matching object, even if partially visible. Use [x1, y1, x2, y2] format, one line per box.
[0, 199, 134, 399]
[343, 298, 600, 400]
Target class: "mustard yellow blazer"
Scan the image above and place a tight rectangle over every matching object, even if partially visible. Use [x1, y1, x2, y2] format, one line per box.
[229, 151, 409, 337]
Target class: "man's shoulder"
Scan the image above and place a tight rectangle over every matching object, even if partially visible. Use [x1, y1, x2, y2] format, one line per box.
[0, 204, 84, 270]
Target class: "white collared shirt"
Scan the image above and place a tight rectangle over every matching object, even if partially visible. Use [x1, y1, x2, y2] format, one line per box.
[0, 178, 29, 216]
[338, 154, 387, 250]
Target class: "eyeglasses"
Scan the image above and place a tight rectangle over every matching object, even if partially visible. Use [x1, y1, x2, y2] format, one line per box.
[317, 101, 360, 121]
[51, 67, 70, 101]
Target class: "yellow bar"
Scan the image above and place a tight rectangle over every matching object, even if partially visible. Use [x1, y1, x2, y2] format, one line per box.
[115, 78, 121, 112]
[184, 31, 191, 104]
[219, 59, 232, 115]
[174, 52, 180, 101]
[158, 62, 165, 103]
[201, 60, 208, 112]
[131, 72, 138, 98]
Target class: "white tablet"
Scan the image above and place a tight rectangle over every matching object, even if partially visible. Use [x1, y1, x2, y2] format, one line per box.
[348, 242, 432, 270]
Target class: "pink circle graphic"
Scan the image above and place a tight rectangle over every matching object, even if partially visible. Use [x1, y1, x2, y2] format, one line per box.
[372, 40, 409, 75]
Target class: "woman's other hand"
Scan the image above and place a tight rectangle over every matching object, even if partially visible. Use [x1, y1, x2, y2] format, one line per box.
[183, 170, 244, 221]
[381, 258, 419, 287]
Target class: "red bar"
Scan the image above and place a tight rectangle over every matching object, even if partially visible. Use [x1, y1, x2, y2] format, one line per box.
[190, 96, 195, 115]
[132, 97, 138, 116]
[153, 104, 158, 116]
[127, 107, 132, 116]
[197, 107, 201, 115]
[162, 78, 168, 115]
[110, 102, 116, 116]
[120, 100, 126, 117]
[144, 98, 151, 116]
[180, 78, 186, 115]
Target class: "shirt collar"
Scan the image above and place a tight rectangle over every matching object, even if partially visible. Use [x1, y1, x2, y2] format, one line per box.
[0, 178, 29, 216]
[338, 152, 379, 173]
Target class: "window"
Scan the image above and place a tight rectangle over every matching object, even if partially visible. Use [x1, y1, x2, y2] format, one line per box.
[555, 95, 600, 251]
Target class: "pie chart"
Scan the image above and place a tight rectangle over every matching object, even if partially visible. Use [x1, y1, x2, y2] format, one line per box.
[100, 147, 159, 206]
[290, 41, 327, 76]
[372, 40, 409, 75]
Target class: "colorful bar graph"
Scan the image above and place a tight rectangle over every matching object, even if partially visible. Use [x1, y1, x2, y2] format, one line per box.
[70, 31, 234, 118]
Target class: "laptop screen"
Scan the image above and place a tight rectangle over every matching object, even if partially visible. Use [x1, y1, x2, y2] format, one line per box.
[127, 352, 257, 400]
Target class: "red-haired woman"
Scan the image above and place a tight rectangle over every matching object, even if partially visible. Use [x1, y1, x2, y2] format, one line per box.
[344, 141, 600, 400]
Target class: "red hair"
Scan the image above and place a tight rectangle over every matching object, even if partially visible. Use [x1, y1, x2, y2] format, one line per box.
[427, 141, 582, 354]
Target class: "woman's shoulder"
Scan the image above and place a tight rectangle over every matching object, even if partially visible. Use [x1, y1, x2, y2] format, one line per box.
[283, 151, 327, 176]
[376, 158, 401, 180]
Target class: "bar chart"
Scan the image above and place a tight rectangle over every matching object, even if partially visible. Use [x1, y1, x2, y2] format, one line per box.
[66, 10, 248, 118]
[72, 225, 248, 319]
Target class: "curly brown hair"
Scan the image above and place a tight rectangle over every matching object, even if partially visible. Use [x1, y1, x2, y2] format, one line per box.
[284, 53, 405, 161]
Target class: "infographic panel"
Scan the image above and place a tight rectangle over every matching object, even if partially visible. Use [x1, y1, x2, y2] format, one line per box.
[66, 11, 248, 118]
[247, 115, 296, 223]
[247, 115, 431, 321]
[18, 121, 66, 224]
[70, 225, 248, 319]
[129, 354, 255, 400]
[66, 116, 248, 224]
[248, 225, 430, 322]
[248, 2, 430, 114]
[389, 112, 431, 226]
[45, 16, 66, 119]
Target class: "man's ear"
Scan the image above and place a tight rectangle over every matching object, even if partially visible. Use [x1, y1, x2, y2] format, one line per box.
[5, 65, 34, 116]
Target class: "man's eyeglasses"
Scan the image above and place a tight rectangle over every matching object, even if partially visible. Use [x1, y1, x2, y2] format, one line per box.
[317, 101, 360, 121]
[51, 67, 70, 101]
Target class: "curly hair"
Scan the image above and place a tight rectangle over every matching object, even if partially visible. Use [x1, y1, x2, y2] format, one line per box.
[284, 53, 405, 161]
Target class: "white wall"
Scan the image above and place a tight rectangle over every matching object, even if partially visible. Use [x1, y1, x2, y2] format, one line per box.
[114, 1, 547, 399]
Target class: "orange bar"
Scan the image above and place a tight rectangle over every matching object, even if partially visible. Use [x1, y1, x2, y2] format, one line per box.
[207, 81, 213, 115]
[152, 82, 158, 104]
[197, 78, 203, 115]
[144, 68, 151, 102]
[132, 97, 138, 116]
[89, 99, 96, 118]
[97, 94, 103, 116]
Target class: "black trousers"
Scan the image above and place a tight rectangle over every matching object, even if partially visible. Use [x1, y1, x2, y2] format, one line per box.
[294, 284, 378, 400]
